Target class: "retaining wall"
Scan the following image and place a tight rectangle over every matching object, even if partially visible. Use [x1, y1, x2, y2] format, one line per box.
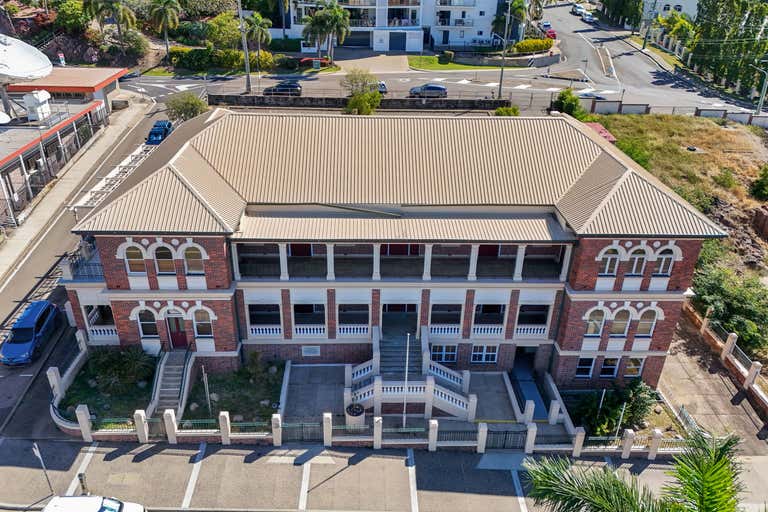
[208, 94, 510, 110]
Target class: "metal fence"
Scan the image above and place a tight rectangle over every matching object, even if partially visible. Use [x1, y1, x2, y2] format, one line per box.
[485, 429, 526, 449]
[92, 417, 136, 432]
[178, 418, 219, 432]
[678, 405, 701, 435]
[331, 424, 372, 437]
[732, 344, 752, 370]
[658, 437, 690, 451]
[382, 427, 428, 440]
[535, 432, 573, 445]
[437, 429, 477, 442]
[583, 436, 622, 450]
[231, 421, 270, 434]
[708, 320, 730, 343]
[282, 422, 323, 442]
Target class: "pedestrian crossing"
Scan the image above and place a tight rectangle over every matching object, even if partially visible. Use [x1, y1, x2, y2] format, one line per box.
[423, 77, 620, 95]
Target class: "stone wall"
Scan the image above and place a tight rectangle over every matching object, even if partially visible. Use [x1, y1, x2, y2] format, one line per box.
[208, 95, 511, 111]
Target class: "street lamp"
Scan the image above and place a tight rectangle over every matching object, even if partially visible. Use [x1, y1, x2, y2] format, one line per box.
[750, 63, 768, 115]
[236, 0, 252, 94]
[497, 0, 513, 98]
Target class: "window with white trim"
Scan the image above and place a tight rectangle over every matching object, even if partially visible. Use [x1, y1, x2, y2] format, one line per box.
[585, 310, 605, 337]
[599, 248, 620, 276]
[155, 247, 176, 274]
[138, 309, 158, 337]
[655, 249, 674, 276]
[600, 357, 619, 378]
[194, 310, 213, 337]
[471, 345, 497, 363]
[125, 246, 146, 274]
[575, 357, 594, 378]
[431, 344, 457, 363]
[625, 357, 645, 378]
[184, 247, 204, 275]
[627, 249, 646, 276]
[610, 309, 630, 337]
[636, 310, 657, 337]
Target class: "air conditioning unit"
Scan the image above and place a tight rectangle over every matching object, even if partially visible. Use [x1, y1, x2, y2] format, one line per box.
[23, 90, 51, 121]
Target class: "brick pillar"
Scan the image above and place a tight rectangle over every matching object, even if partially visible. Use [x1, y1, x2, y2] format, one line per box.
[599, 319, 613, 351]
[67, 290, 87, 331]
[157, 319, 170, 351]
[419, 289, 430, 332]
[639, 257, 655, 290]
[547, 290, 563, 339]
[175, 260, 188, 290]
[371, 289, 381, 329]
[462, 290, 475, 339]
[327, 289, 337, 339]
[281, 289, 293, 340]
[624, 320, 638, 351]
[184, 319, 196, 351]
[235, 289, 247, 340]
[145, 259, 159, 290]
[504, 290, 520, 340]
[612, 260, 628, 291]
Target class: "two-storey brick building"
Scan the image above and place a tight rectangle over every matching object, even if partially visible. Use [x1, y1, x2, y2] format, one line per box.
[62, 111, 724, 390]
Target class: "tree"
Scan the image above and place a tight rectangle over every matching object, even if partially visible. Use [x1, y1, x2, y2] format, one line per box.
[245, 11, 272, 77]
[266, 0, 288, 39]
[492, 0, 525, 43]
[525, 430, 742, 512]
[494, 106, 520, 116]
[99, 0, 137, 54]
[55, 0, 91, 34]
[340, 67, 378, 95]
[302, 7, 331, 59]
[149, 0, 181, 64]
[324, 0, 349, 63]
[208, 12, 241, 49]
[301, 0, 348, 62]
[166, 92, 208, 121]
[345, 91, 380, 115]
[552, 89, 585, 119]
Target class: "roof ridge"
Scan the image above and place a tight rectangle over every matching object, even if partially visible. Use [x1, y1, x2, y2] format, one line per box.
[166, 162, 234, 233]
[577, 164, 631, 234]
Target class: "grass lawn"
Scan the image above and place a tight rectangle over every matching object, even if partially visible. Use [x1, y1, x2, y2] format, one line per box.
[408, 55, 506, 71]
[143, 67, 243, 77]
[628, 35, 684, 69]
[184, 358, 285, 422]
[273, 64, 341, 75]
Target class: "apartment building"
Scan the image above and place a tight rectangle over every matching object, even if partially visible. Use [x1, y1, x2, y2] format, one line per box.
[61, 111, 724, 392]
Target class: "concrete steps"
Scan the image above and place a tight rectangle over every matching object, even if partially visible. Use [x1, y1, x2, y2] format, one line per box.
[379, 336, 423, 379]
[153, 351, 187, 415]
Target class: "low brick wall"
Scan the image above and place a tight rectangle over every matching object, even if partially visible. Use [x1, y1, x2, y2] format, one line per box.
[208, 94, 510, 111]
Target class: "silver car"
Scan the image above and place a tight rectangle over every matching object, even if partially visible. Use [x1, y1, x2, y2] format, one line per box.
[409, 83, 448, 98]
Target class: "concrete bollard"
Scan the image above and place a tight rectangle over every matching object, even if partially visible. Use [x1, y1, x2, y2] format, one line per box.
[477, 422, 488, 454]
[424, 377, 435, 420]
[373, 376, 383, 417]
[343, 388, 352, 409]
[373, 416, 383, 450]
[525, 423, 537, 455]
[134, 410, 149, 444]
[523, 400, 535, 424]
[461, 370, 471, 394]
[548, 400, 560, 425]
[621, 429, 635, 460]
[722, 333, 738, 361]
[46, 367, 62, 400]
[75, 404, 93, 442]
[344, 365, 352, 388]
[467, 394, 478, 422]
[648, 428, 663, 461]
[323, 412, 333, 447]
[272, 413, 282, 447]
[63, 302, 76, 327]
[428, 419, 438, 452]
[572, 427, 586, 458]
[163, 409, 178, 445]
[75, 330, 88, 352]
[219, 411, 231, 445]
[744, 361, 762, 390]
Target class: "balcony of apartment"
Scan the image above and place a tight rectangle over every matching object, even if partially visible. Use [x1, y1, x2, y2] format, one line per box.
[436, 17, 474, 26]
[293, 304, 327, 337]
[436, 0, 475, 6]
[248, 304, 283, 338]
[61, 242, 104, 282]
[521, 245, 565, 281]
[387, 15, 420, 26]
[339, 0, 377, 6]
[237, 243, 281, 279]
[83, 305, 117, 343]
[334, 244, 374, 279]
[428, 304, 463, 339]
[380, 244, 424, 279]
[514, 305, 550, 340]
[287, 244, 327, 279]
[388, 0, 420, 6]
[472, 304, 505, 338]
[349, 17, 376, 27]
[429, 244, 470, 279]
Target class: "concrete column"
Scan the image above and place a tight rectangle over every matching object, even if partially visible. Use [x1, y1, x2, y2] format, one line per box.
[46, 367, 62, 399]
[323, 412, 333, 447]
[0, 174, 17, 226]
[343, 388, 352, 409]
[523, 400, 535, 424]
[164, 409, 178, 445]
[559, 245, 572, 282]
[326, 244, 335, 280]
[219, 411, 231, 445]
[134, 410, 149, 443]
[467, 244, 479, 281]
[372, 244, 381, 280]
[621, 429, 635, 459]
[548, 400, 560, 425]
[428, 419, 438, 452]
[648, 428, 663, 461]
[525, 423, 537, 454]
[572, 427, 585, 458]
[64, 302, 77, 329]
[344, 364, 353, 387]
[373, 416, 383, 449]
[424, 376, 435, 419]
[279, 243, 289, 281]
[745, 361, 762, 390]
[231, 243, 241, 280]
[477, 422, 488, 454]
[373, 376, 383, 416]
[75, 404, 93, 442]
[272, 413, 283, 447]
[722, 333, 738, 361]
[422, 244, 433, 281]
[72, 121, 81, 148]
[461, 370, 471, 394]
[514, 245, 526, 281]
[467, 394, 478, 422]
[76, 329, 88, 353]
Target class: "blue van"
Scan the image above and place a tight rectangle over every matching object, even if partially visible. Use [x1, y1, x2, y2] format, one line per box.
[0, 301, 59, 366]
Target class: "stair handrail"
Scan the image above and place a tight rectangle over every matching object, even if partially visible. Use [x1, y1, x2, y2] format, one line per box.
[427, 359, 464, 388]
[175, 349, 196, 420]
[350, 326, 381, 383]
[145, 351, 169, 418]
[372, 326, 381, 374]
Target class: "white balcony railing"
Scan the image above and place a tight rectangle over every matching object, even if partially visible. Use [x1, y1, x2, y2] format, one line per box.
[250, 325, 282, 337]
[88, 326, 118, 338]
[338, 324, 369, 336]
[294, 324, 326, 337]
[430, 324, 461, 336]
[472, 324, 503, 337]
[515, 324, 548, 338]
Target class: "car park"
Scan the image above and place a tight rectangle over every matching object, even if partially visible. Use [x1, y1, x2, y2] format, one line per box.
[263, 81, 302, 96]
[43, 496, 145, 512]
[0, 300, 58, 366]
[409, 83, 448, 98]
[145, 120, 173, 145]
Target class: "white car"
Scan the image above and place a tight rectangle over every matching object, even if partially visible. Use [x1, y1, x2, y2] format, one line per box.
[43, 496, 145, 512]
[581, 11, 596, 22]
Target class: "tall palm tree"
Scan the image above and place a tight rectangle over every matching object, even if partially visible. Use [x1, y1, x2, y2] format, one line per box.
[246, 12, 272, 81]
[324, 0, 349, 64]
[149, 0, 181, 64]
[100, 0, 136, 55]
[524, 431, 742, 512]
[302, 7, 331, 59]
[82, 0, 105, 31]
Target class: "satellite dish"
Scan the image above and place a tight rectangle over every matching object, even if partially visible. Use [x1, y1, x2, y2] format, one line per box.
[0, 112, 10, 125]
[0, 35, 53, 85]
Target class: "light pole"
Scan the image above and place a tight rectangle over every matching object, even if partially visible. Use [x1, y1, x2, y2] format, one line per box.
[751, 63, 768, 115]
[236, 0, 252, 94]
[641, 0, 658, 50]
[402, 332, 410, 429]
[497, 0, 513, 99]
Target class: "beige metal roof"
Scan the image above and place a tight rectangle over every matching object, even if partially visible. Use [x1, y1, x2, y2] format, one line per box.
[234, 213, 573, 242]
[7, 67, 127, 93]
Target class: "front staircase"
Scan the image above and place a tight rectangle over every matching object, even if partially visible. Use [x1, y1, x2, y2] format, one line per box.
[380, 335, 422, 379]
[153, 350, 187, 415]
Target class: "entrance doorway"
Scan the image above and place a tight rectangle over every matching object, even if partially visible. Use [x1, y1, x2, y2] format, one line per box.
[166, 313, 187, 349]
[381, 304, 418, 338]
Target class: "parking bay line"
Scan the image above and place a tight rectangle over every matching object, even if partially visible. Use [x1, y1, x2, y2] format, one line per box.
[511, 470, 528, 512]
[66, 442, 99, 496]
[298, 460, 311, 511]
[407, 448, 419, 512]
[181, 442, 206, 509]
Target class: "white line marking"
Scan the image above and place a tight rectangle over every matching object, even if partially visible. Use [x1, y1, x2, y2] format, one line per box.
[579, 87, 595, 94]
[19, 374, 34, 377]
[546, 87, 561, 91]
[484, 82, 499, 87]
[513, 84, 531, 89]
[457, 79, 471, 84]
[66, 442, 98, 496]
[181, 442, 206, 509]
[511, 470, 528, 512]
[600, 90, 618, 94]
[298, 461, 311, 511]
[407, 448, 419, 512]
[431, 77, 447, 82]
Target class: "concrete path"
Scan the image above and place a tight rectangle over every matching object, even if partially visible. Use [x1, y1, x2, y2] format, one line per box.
[470, 373, 517, 422]
[283, 365, 345, 419]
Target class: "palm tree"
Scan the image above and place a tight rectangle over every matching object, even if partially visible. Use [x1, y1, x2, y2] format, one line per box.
[245, 12, 272, 83]
[82, 0, 105, 31]
[302, 7, 331, 59]
[149, 0, 181, 64]
[100, 0, 136, 55]
[492, 0, 525, 43]
[324, 0, 349, 64]
[524, 431, 742, 512]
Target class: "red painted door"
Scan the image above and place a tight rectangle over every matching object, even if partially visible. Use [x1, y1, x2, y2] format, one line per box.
[167, 317, 187, 348]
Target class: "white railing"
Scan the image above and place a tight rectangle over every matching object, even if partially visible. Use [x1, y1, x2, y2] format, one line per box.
[429, 324, 461, 336]
[176, 352, 196, 419]
[428, 360, 464, 388]
[88, 325, 118, 338]
[382, 381, 427, 395]
[351, 382, 375, 404]
[250, 325, 282, 337]
[433, 383, 469, 412]
[472, 324, 503, 337]
[515, 324, 548, 338]
[543, 372, 576, 435]
[352, 360, 375, 382]
[294, 324, 326, 337]
[146, 352, 169, 418]
[338, 324, 369, 336]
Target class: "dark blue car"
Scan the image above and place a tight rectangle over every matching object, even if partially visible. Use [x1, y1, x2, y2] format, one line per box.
[0, 301, 59, 366]
[145, 120, 173, 145]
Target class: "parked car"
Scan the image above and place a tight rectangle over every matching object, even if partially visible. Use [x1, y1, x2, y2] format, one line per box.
[545, 29, 557, 39]
[43, 496, 145, 512]
[118, 70, 140, 82]
[409, 83, 448, 98]
[0, 300, 58, 366]
[539, 20, 551, 30]
[571, 3, 586, 15]
[377, 80, 388, 94]
[577, 91, 607, 100]
[263, 81, 303, 97]
[145, 120, 173, 145]
[581, 11, 596, 22]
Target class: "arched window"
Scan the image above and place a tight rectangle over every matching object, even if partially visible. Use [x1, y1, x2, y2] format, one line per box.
[184, 247, 204, 275]
[125, 247, 145, 274]
[610, 310, 631, 337]
[655, 249, 674, 276]
[627, 249, 646, 276]
[673, 4, 682, 11]
[663, 3, 671, 10]
[155, 247, 175, 274]
[194, 310, 213, 337]
[138, 310, 158, 337]
[599, 249, 620, 276]
[636, 310, 657, 337]
[585, 310, 605, 337]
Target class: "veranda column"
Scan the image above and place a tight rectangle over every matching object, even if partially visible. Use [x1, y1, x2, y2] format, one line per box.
[372, 243, 381, 280]
[422, 244, 433, 281]
[326, 244, 335, 280]
[279, 243, 289, 281]
[513, 244, 527, 281]
[467, 244, 479, 281]
[559, 244, 573, 282]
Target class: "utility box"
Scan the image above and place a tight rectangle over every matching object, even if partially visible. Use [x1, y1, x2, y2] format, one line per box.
[23, 90, 51, 121]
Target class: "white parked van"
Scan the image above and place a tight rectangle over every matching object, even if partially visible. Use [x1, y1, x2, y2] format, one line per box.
[43, 496, 145, 512]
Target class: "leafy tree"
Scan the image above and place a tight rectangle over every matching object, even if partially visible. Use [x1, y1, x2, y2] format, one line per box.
[572, 379, 655, 436]
[302, 7, 331, 59]
[494, 105, 520, 116]
[492, 0, 525, 42]
[245, 11, 272, 76]
[207, 12, 241, 49]
[324, 0, 349, 63]
[345, 91, 381, 115]
[166, 91, 208, 121]
[180, 0, 234, 18]
[552, 89, 586, 119]
[149, 0, 180, 63]
[340, 67, 378, 95]
[55, 0, 90, 33]
[750, 165, 768, 200]
[98, 0, 137, 54]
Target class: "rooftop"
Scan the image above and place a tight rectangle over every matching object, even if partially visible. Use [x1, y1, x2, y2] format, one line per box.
[6, 67, 127, 94]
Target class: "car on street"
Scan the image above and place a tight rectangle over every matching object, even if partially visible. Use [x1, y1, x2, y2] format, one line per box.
[145, 120, 173, 145]
[577, 91, 607, 100]
[409, 83, 448, 98]
[118, 70, 140, 82]
[377, 80, 388, 94]
[571, 3, 586, 15]
[0, 300, 58, 366]
[581, 11, 596, 22]
[43, 496, 145, 512]
[263, 81, 303, 96]
[539, 20, 551, 30]
[545, 29, 557, 39]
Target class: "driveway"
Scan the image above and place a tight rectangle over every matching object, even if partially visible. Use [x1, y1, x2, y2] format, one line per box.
[659, 317, 768, 455]
[333, 49, 410, 73]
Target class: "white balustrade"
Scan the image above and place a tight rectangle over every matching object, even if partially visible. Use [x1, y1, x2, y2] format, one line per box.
[382, 382, 427, 395]
[429, 324, 461, 336]
[88, 326, 117, 338]
[433, 385, 469, 411]
[338, 324, 370, 336]
[250, 325, 282, 337]
[472, 324, 503, 337]
[294, 324, 326, 337]
[351, 383, 375, 404]
[428, 360, 464, 387]
[351, 360, 374, 382]
[515, 324, 548, 338]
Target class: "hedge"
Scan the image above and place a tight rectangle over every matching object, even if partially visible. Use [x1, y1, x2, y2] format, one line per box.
[514, 38, 553, 54]
[169, 46, 274, 72]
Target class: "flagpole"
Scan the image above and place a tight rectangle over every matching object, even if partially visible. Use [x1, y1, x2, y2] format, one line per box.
[402, 332, 410, 429]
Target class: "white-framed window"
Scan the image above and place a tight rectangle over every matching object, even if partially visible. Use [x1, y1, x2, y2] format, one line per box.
[471, 345, 497, 363]
[655, 249, 674, 276]
[194, 310, 213, 337]
[585, 310, 605, 337]
[599, 249, 619, 276]
[155, 247, 176, 274]
[610, 309, 631, 337]
[125, 246, 146, 274]
[663, 3, 671, 10]
[575, 357, 594, 378]
[625, 357, 645, 378]
[673, 4, 682, 11]
[431, 344, 457, 363]
[184, 247, 205, 275]
[599, 357, 619, 378]
[636, 310, 657, 337]
[138, 309, 158, 337]
[627, 249, 646, 276]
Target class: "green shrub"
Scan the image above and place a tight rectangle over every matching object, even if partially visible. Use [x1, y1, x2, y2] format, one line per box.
[54, 0, 89, 33]
[615, 137, 651, 169]
[750, 165, 768, 200]
[275, 53, 298, 70]
[494, 106, 520, 116]
[5, 3, 19, 14]
[207, 12, 241, 49]
[713, 168, 738, 189]
[571, 379, 656, 436]
[166, 91, 208, 121]
[551, 89, 586, 119]
[249, 49, 275, 72]
[345, 91, 381, 115]
[211, 48, 244, 69]
[87, 347, 155, 393]
[182, 0, 236, 18]
[437, 50, 455, 64]
[269, 38, 301, 52]
[171, 46, 212, 70]
[672, 184, 715, 213]
[106, 28, 148, 57]
[514, 38, 553, 54]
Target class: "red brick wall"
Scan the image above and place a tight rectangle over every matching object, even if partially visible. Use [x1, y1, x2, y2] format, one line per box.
[419, 289, 430, 331]
[371, 289, 381, 329]
[145, 259, 159, 290]
[175, 260, 188, 290]
[667, 240, 702, 292]
[327, 289, 337, 339]
[281, 289, 292, 340]
[461, 290, 475, 339]
[553, 354, 667, 389]
[194, 355, 241, 373]
[533, 344, 553, 373]
[95, 236, 130, 290]
[111, 300, 141, 347]
[548, 290, 564, 339]
[244, 343, 371, 364]
[504, 290, 520, 340]
[67, 290, 86, 330]
[442, 342, 515, 371]
[200, 237, 231, 289]
[209, 298, 238, 352]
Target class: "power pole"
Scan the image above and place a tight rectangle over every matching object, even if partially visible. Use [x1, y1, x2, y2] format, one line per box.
[641, 0, 658, 50]
[751, 63, 768, 115]
[497, 0, 513, 99]
[236, 0, 252, 94]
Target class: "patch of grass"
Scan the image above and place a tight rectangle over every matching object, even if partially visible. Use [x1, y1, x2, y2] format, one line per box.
[628, 35, 684, 69]
[408, 55, 506, 71]
[272, 64, 341, 75]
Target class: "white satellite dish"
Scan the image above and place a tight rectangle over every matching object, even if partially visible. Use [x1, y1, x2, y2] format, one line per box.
[0, 35, 53, 85]
[0, 112, 10, 125]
